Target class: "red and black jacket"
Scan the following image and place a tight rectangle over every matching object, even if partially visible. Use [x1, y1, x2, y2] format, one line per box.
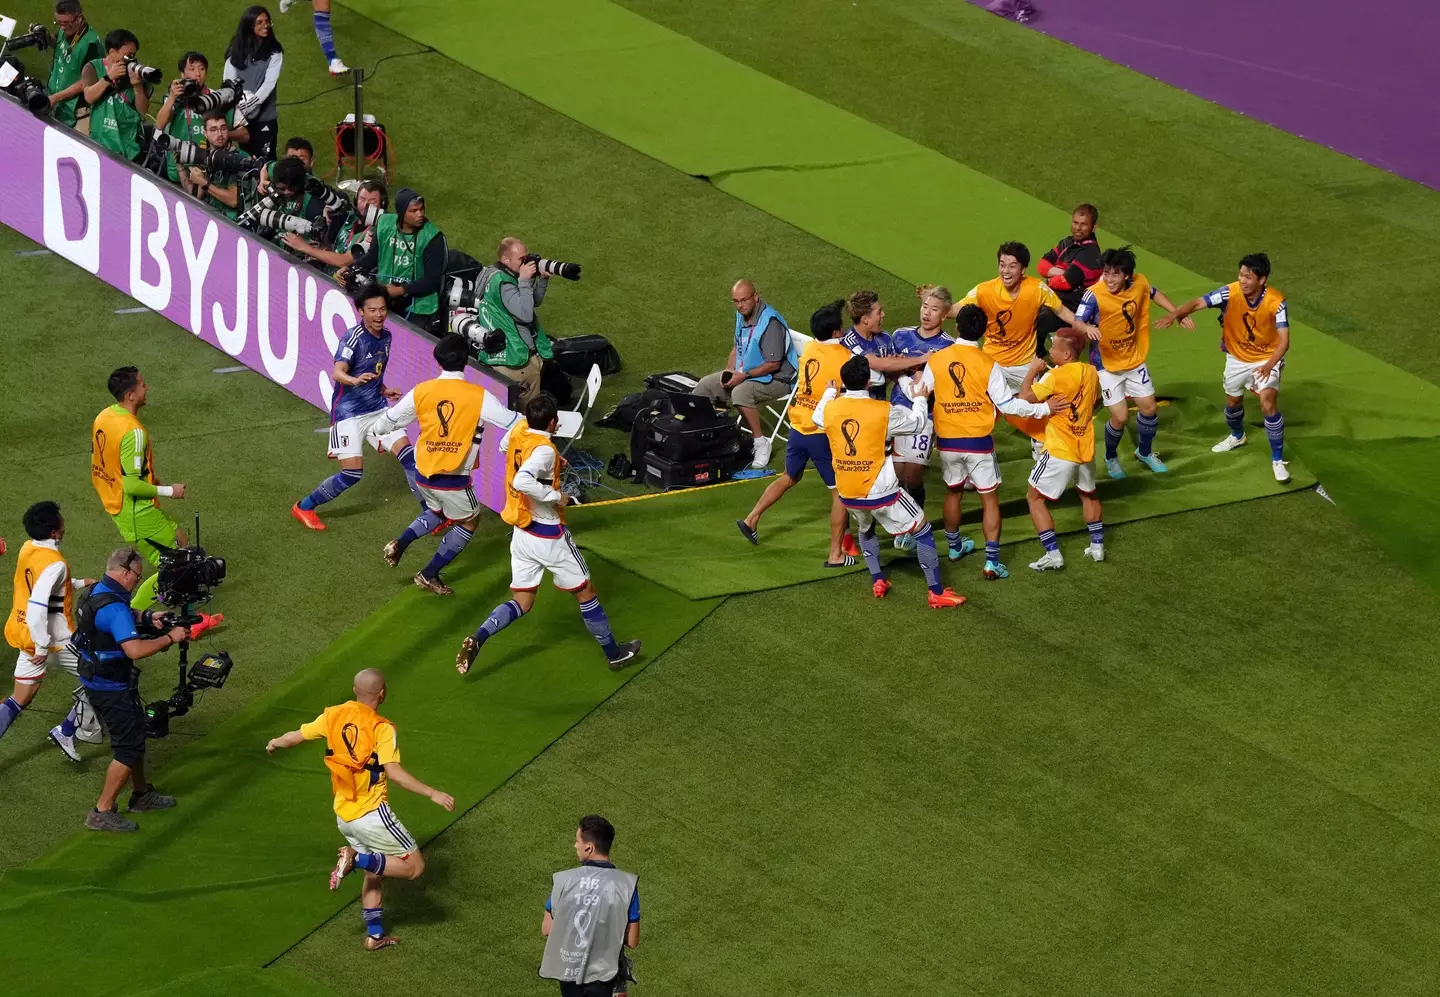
[1037, 234, 1102, 310]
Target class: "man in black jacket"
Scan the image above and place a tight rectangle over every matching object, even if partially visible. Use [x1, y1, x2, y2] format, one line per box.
[1035, 203, 1102, 351]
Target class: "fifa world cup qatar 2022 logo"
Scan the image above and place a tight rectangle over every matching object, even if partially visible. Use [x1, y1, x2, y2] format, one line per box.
[840, 418, 862, 457]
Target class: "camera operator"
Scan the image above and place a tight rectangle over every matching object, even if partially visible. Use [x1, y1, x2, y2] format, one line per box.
[47, 0, 103, 132]
[281, 135, 314, 172]
[79, 29, 152, 163]
[223, 6, 284, 160]
[185, 112, 252, 220]
[473, 236, 554, 405]
[73, 547, 191, 833]
[289, 179, 388, 271]
[154, 51, 251, 186]
[352, 188, 447, 333]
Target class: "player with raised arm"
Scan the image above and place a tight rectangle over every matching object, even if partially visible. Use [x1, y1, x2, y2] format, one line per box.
[2, 502, 102, 759]
[292, 286, 427, 531]
[813, 356, 965, 607]
[266, 668, 454, 951]
[370, 334, 518, 595]
[1019, 331, 1106, 572]
[1158, 252, 1292, 482]
[915, 306, 1060, 579]
[1073, 246, 1194, 479]
[736, 300, 855, 567]
[458, 394, 643, 674]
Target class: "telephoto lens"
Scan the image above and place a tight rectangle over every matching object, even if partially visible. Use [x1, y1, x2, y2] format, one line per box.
[125, 56, 164, 85]
[188, 79, 244, 115]
[304, 176, 349, 216]
[252, 208, 315, 236]
[204, 146, 254, 176]
[446, 277, 480, 311]
[522, 253, 582, 282]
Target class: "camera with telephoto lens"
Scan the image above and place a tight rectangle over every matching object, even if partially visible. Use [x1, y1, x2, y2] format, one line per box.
[0, 57, 49, 115]
[178, 77, 202, 102]
[152, 132, 254, 177]
[304, 175, 348, 216]
[450, 310, 504, 355]
[251, 207, 315, 236]
[446, 276, 480, 311]
[521, 253, 582, 282]
[187, 78, 244, 115]
[124, 56, 163, 85]
[142, 534, 231, 738]
[4, 23, 54, 52]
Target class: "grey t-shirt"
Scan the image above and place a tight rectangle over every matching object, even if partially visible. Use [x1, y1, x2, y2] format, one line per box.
[755, 316, 795, 383]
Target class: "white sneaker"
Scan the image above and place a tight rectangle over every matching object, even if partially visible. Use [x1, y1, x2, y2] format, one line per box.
[1212, 433, 1247, 453]
[1028, 549, 1065, 572]
[328, 58, 351, 76]
[278, 0, 294, 11]
[1083, 543, 1105, 562]
[749, 436, 773, 468]
[49, 726, 81, 762]
[1272, 459, 1291, 483]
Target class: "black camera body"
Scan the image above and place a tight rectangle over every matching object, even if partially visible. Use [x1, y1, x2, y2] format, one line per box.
[0, 55, 50, 115]
[155, 543, 226, 609]
[520, 253, 582, 282]
[142, 540, 230, 738]
[5, 23, 54, 52]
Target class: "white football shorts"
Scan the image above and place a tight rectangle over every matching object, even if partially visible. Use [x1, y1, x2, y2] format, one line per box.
[1028, 450, 1097, 501]
[337, 802, 418, 857]
[891, 415, 935, 466]
[999, 364, 1031, 394]
[845, 488, 927, 538]
[14, 644, 79, 683]
[510, 526, 591, 592]
[328, 411, 409, 460]
[418, 481, 482, 522]
[940, 450, 1001, 492]
[1223, 355, 1284, 397]
[1098, 363, 1156, 406]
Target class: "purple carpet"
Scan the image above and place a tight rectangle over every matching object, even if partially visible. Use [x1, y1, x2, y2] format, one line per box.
[980, 0, 1440, 190]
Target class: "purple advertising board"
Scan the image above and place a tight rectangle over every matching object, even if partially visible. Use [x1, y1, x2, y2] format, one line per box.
[0, 95, 517, 512]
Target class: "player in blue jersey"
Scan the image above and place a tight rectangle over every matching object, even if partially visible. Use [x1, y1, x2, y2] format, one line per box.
[864, 286, 956, 551]
[839, 290, 895, 399]
[292, 286, 426, 531]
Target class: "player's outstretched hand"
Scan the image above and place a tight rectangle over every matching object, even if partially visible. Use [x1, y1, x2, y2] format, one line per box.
[430, 790, 456, 811]
[382, 386, 402, 402]
[170, 483, 187, 499]
[265, 738, 282, 754]
[1155, 313, 1176, 329]
[1179, 316, 1196, 330]
[356, 371, 379, 384]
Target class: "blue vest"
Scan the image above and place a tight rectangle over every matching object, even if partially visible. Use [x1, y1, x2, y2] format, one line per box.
[734, 304, 794, 385]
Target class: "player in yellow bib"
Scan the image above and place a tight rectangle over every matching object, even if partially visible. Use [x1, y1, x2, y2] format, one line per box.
[90, 368, 218, 631]
[1160, 252, 1292, 481]
[1019, 331, 1107, 572]
[1073, 246, 1194, 479]
[2, 501, 101, 758]
[369, 334, 518, 595]
[266, 668, 455, 951]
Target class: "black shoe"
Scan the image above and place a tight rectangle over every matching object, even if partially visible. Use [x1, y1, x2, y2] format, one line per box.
[736, 520, 758, 545]
[607, 639, 643, 671]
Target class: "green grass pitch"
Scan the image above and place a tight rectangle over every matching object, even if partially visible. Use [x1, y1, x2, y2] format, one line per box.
[2, 1, 1438, 995]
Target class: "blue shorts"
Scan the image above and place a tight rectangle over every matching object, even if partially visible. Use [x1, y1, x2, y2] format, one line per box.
[784, 427, 835, 488]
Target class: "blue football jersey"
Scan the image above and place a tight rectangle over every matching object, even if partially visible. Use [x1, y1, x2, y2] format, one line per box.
[331, 324, 392, 423]
[840, 328, 894, 400]
[888, 326, 953, 405]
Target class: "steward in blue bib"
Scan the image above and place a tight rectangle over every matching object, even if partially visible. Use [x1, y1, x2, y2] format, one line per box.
[735, 303, 797, 385]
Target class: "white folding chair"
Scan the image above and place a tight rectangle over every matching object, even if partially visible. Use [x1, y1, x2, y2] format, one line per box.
[736, 328, 811, 444]
[556, 363, 602, 452]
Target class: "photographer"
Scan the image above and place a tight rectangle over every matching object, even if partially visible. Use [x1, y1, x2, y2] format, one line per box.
[79, 29, 152, 163]
[47, 0, 103, 131]
[352, 188, 447, 332]
[288, 179, 388, 271]
[223, 6, 284, 160]
[154, 51, 251, 185]
[281, 135, 314, 172]
[74, 547, 191, 833]
[186, 112, 252, 220]
[474, 236, 553, 404]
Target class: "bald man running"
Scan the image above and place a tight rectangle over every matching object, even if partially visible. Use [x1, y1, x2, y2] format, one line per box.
[693, 279, 798, 469]
[266, 667, 455, 951]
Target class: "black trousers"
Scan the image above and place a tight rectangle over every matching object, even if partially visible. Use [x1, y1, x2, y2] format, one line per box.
[559, 976, 619, 997]
[88, 686, 147, 768]
[241, 120, 278, 162]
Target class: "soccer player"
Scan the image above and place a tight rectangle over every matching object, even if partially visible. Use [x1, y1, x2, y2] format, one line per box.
[951, 241, 1100, 394]
[90, 368, 218, 629]
[370, 334, 518, 595]
[1019, 331, 1106, 571]
[812, 356, 965, 607]
[1158, 253, 1292, 482]
[266, 668, 455, 951]
[840, 289, 896, 395]
[2, 502, 102, 760]
[1074, 246, 1194, 479]
[916, 306, 1060, 579]
[736, 300, 854, 567]
[292, 286, 427, 531]
[277, 0, 349, 76]
[458, 394, 643, 673]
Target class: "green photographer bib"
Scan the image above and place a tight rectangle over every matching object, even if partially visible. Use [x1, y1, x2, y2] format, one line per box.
[374, 214, 440, 316]
[87, 58, 146, 162]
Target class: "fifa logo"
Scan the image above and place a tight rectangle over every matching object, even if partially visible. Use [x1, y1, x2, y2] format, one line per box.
[947, 361, 967, 399]
[436, 399, 456, 438]
[23, 568, 35, 595]
[1242, 312, 1257, 343]
[1121, 299, 1137, 337]
[93, 429, 107, 471]
[802, 357, 820, 396]
[840, 418, 862, 457]
[994, 308, 1012, 340]
[340, 722, 360, 760]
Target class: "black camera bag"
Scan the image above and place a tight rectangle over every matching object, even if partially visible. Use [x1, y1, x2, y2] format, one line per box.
[633, 393, 743, 463]
[551, 335, 622, 377]
[599, 387, 671, 432]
